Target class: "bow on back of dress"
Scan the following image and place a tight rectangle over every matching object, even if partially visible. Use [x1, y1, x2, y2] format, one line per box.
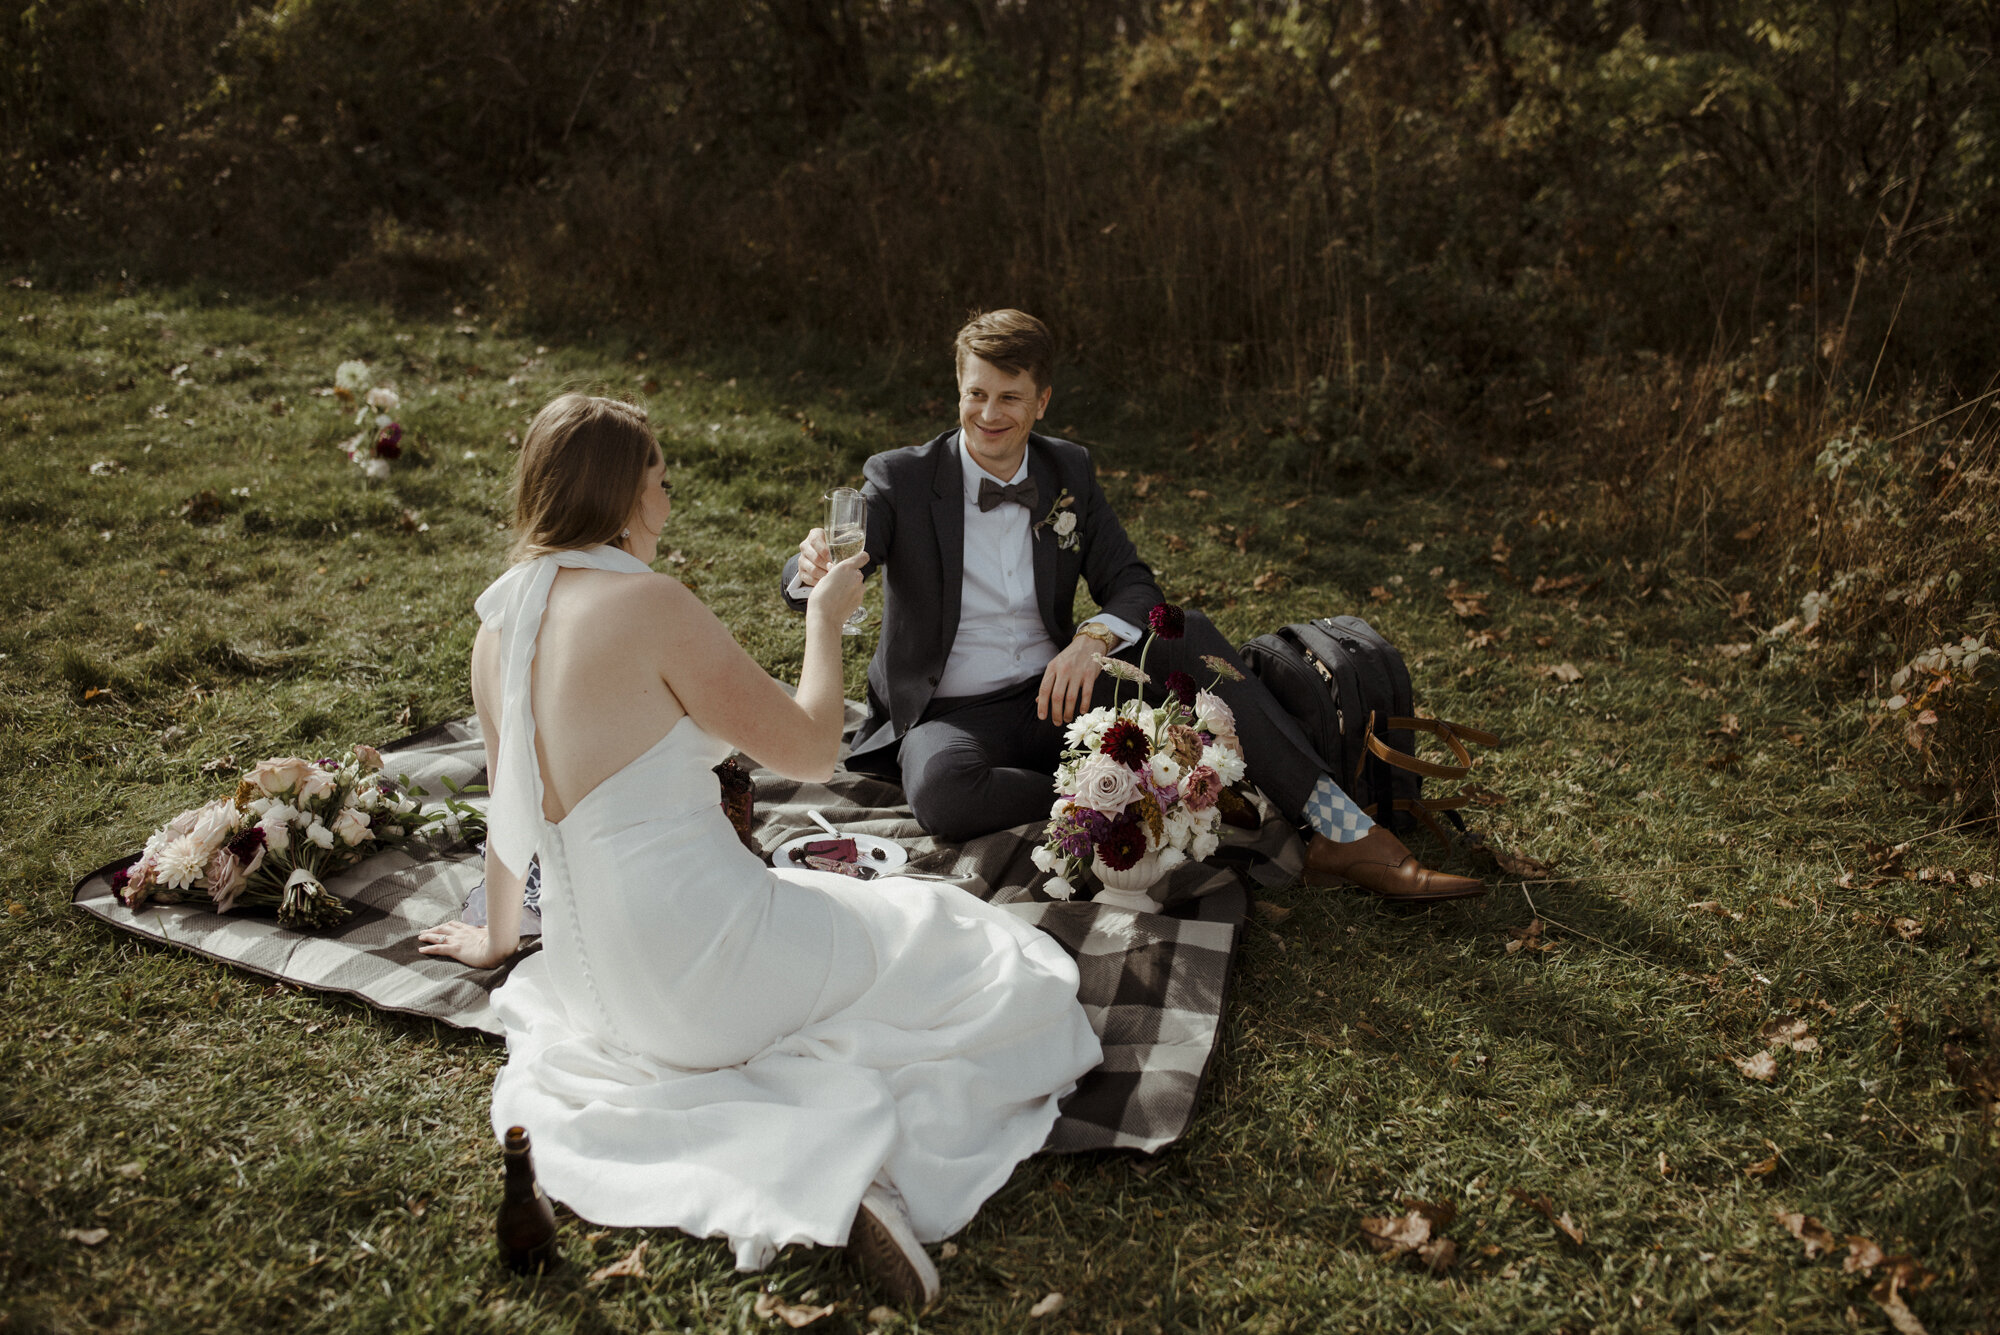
[473, 545, 655, 878]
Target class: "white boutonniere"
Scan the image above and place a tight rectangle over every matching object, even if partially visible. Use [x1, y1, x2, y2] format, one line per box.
[1035, 488, 1080, 550]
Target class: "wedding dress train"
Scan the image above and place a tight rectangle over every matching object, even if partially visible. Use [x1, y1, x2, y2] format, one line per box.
[474, 548, 1102, 1269]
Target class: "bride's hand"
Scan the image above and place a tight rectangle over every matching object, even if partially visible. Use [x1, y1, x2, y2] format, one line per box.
[805, 550, 869, 628]
[417, 920, 512, 969]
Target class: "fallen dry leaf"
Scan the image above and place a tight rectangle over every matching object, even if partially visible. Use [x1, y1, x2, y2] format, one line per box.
[1734, 1051, 1779, 1082]
[1873, 1266, 1932, 1335]
[1759, 1016, 1818, 1052]
[1734, 521, 1765, 541]
[754, 1293, 836, 1327]
[589, 1240, 649, 1282]
[1731, 590, 1755, 618]
[1891, 917, 1924, 942]
[1508, 1190, 1584, 1244]
[1027, 1292, 1065, 1318]
[1253, 570, 1286, 594]
[1845, 1236, 1887, 1275]
[866, 1307, 900, 1326]
[1776, 1209, 1838, 1259]
[1252, 900, 1294, 926]
[1367, 584, 1393, 603]
[1714, 713, 1743, 738]
[63, 1228, 110, 1246]
[1943, 1043, 2000, 1107]
[1689, 900, 1744, 922]
[1449, 593, 1490, 618]
[1505, 918, 1554, 954]
[1533, 662, 1584, 683]
[1359, 1210, 1432, 1256]
[1713, 642, 1757, 659]
[1490, 846, 1556, 879]
[1419, 1236, 1459, 1272]
[1745, 1153, 1780, 1177]
[939, 1241, 959, 1259]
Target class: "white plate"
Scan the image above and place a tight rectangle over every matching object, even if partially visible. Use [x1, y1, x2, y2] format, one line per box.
[772, 832, 909, 876]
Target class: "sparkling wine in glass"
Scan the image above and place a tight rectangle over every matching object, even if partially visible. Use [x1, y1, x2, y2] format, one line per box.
[824, 488, 869, 636]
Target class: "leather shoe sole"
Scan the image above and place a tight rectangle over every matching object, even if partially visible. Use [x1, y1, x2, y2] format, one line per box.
[849, 1189, 940, 1309]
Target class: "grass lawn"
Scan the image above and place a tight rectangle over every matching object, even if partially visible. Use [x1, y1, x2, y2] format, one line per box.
[2, 283, 1995, 1334]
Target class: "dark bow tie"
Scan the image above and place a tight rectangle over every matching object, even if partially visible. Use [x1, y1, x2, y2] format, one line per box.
[977, 476, 1040, 513]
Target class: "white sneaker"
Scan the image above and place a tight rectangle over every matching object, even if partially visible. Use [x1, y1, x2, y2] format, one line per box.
[848, 1182, 941, 1308]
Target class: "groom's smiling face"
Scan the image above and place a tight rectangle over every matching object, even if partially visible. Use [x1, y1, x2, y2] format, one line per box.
[957, 355, 1050, 481]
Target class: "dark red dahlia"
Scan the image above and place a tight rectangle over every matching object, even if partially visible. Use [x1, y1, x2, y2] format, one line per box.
[374, 423, 403, 459]
[1163, 670, 1198, 708]
[1095, 814, 1149, 871]
[1146, 602, 1186, 639]
[227, 825, 267, 861]
[1100, 718, 1150, 769]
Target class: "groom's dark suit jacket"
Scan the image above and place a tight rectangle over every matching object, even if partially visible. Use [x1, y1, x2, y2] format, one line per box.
[781, 429, 1163, 767]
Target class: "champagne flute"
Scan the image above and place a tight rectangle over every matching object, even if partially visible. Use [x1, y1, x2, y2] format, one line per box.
[824, 488, 869, 636]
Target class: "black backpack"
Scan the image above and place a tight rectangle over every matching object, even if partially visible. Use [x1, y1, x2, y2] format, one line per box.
[1239, 616, 1497, 844]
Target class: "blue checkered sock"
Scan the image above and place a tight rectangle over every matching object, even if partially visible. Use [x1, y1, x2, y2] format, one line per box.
[1302, 773, 1373, 843]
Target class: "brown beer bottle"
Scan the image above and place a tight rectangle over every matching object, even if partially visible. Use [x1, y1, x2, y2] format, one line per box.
[497, 1125, 560, 1274]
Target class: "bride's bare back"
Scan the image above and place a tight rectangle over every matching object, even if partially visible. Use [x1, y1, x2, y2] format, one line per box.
[470, 563, 866, 826]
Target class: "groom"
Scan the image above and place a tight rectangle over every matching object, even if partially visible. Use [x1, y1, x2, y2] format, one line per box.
[780, 310, 1482, 901]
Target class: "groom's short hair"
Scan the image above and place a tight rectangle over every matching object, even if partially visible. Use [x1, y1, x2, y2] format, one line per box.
[954, 309, 1054, 392]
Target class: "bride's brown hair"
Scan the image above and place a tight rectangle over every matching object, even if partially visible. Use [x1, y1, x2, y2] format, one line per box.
[510, 394, 658, 560]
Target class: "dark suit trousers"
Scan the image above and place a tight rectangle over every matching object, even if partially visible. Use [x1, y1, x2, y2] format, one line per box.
[889, 610, 1331, 842]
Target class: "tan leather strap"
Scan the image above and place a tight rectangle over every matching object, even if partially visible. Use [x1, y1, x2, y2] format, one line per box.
[1393, 716, 1500, 750]
[1363, 715, 1470, 780]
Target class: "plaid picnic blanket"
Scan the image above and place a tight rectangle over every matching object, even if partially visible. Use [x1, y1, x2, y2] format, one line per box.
[72, 708, 1304, 1155]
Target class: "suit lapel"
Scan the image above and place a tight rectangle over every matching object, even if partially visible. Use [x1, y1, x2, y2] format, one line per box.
[1026, 439, 1063, 641]
[931, 435, 965, 655]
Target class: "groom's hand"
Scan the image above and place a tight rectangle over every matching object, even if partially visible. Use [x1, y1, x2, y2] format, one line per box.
[794, 527, 833, 587]
[1037, 637, 1104, 726]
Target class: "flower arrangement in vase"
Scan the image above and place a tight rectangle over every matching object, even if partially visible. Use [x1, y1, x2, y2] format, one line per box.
[1032, 602, 1248, 908]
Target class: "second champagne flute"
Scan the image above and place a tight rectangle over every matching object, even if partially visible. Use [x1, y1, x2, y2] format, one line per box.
[824, 488, 869, 636]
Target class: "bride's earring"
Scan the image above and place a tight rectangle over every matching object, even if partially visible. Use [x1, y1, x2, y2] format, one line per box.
[620, 527, 631, 540]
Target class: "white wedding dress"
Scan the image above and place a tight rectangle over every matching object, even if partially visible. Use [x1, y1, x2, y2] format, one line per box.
[474, 548, 1102, 1270]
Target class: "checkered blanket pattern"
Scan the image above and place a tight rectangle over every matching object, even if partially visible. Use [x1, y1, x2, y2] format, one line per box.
[72, 709, 1305, 1155]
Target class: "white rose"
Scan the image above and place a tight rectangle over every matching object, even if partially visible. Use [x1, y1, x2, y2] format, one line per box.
[366, 386, 400, 412]
[1191, 822, 1221, 861]
[1156, 846, 1187, 872]
[257, 804, 297, 854]
[305, 820, 335, 850]
[1045, 876, 1075, 901]
[1072, 754, 1142, 814]
[1030, 845, 1058, 874]
[1053, 511, 1077, 537]
[299, 768, 337, 802]
[1147, 753, 1182, 790]
[331, 808, 372, 846]
[1194, 690, 1236, 737]
[362, 457, 391, 481]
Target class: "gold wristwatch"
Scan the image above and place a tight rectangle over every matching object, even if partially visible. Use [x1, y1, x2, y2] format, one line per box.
[1075, 621, 1118, 652]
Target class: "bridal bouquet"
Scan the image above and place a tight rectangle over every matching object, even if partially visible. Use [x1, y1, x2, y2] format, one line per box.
[112, 745, 433, 930]
[332, 360, 405, 481]
[1032, 603, 1249, 900]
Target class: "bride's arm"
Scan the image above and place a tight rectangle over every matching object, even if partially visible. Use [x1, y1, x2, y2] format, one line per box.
[650, 552, 868, 781]
[418, 629, 523, 969]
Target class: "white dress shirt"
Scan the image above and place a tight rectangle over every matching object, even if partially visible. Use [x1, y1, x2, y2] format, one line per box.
[934, 433, 1138, 698]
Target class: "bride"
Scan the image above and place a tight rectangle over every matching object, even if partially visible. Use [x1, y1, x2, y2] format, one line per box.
[419, 394, 1101, 1305]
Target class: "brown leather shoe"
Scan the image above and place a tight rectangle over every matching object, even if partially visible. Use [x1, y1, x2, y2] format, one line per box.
[1304, 827, 1485, 902]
